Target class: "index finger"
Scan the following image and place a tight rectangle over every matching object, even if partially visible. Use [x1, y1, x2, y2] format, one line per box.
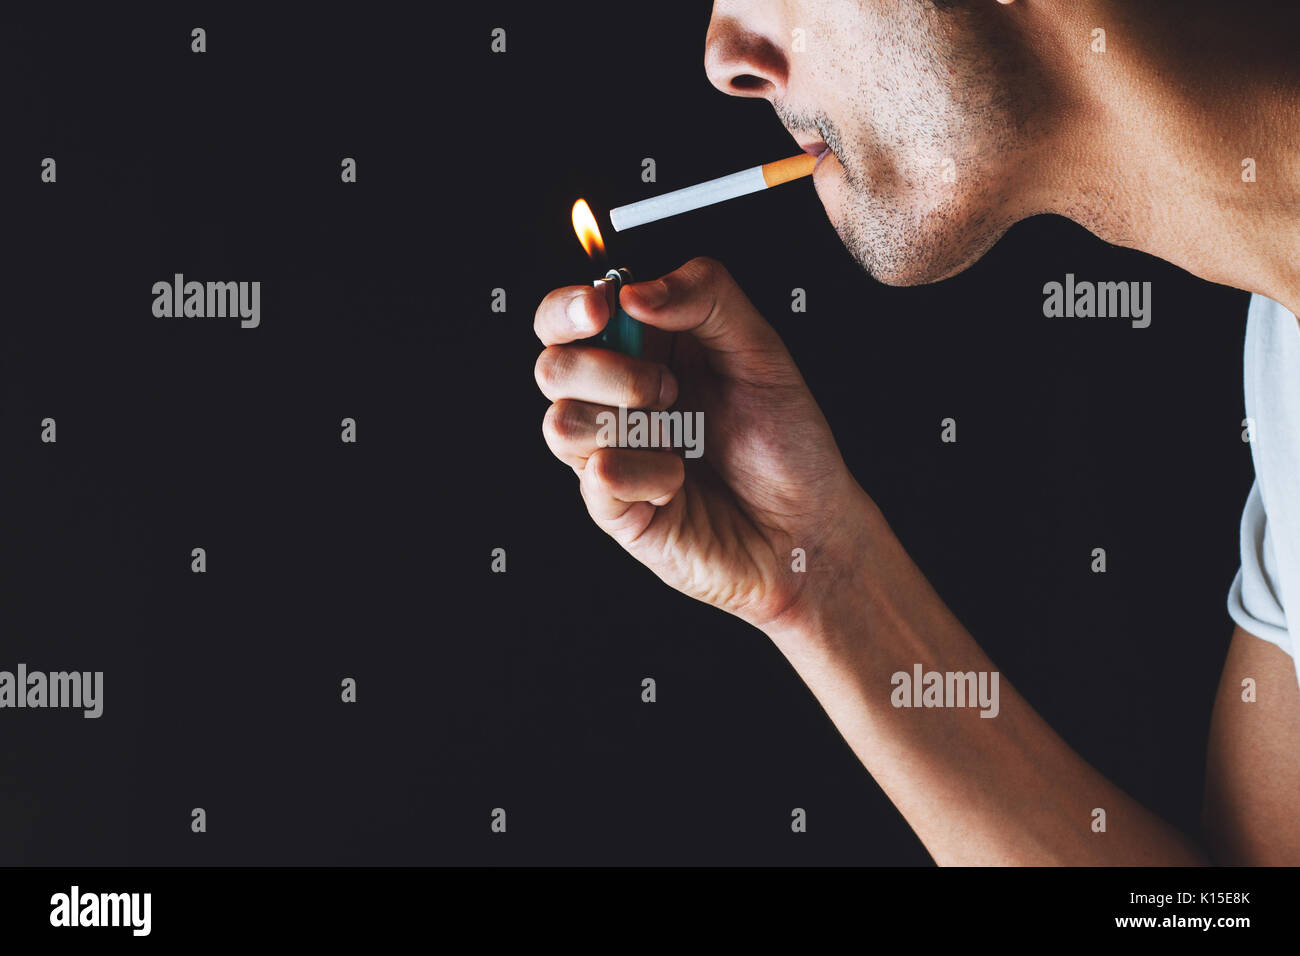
[533, 284, 610, 346]
[619, 256, 785, 355]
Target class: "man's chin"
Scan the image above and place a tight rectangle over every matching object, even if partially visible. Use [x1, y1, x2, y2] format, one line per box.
[829, 204, 1007, 287]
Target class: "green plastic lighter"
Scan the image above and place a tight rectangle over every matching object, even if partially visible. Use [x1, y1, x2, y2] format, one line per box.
[592, 267, 643, 358]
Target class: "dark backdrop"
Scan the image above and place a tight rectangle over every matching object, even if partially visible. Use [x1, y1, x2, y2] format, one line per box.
[1, 4, 1252, 865]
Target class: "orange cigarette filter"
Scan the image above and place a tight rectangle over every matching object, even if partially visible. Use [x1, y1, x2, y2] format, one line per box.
[760, 153, 816, 187]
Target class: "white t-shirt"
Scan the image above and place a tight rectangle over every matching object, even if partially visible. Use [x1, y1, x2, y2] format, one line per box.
[1228, 293, 1300, 685]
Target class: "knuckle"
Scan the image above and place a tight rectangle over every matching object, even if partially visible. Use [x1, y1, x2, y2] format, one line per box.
[622, 366, 664, 408]
[541, 403, 565, 446]
[685, 255, 728, 288]
[533, 346, 569, 394]
[543, 400, 585, 444]
[588, 447, 621, 487]
[666, 453, 686, 485]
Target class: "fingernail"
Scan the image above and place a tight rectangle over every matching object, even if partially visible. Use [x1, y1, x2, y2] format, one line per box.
[632, 279, 669, 308]
[658, 369, 678, 407]
[567, 292, 593, 332]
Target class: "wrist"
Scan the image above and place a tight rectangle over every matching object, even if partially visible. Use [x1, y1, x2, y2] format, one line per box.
[761, 484, 887, 655]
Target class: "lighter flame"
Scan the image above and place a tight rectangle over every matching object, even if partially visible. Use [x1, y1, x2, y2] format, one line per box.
[571, 199, 605, 260]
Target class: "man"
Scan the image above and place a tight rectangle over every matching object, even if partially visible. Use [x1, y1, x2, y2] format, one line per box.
[533, 0, 1300, 864]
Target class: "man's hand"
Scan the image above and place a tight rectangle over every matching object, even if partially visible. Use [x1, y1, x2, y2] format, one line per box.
[534, 256, 870, 633]
[535, 256, 1220, 867]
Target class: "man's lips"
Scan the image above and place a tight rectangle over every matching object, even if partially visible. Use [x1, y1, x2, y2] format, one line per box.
[797, 139, 832, 170]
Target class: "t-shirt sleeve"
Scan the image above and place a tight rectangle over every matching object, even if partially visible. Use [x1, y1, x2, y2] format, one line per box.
[1227, 479, 1293, 656]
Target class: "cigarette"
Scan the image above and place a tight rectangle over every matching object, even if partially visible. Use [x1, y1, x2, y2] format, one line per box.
[609, 153, 817, 232]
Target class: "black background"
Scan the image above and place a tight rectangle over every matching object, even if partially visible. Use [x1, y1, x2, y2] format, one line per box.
[1, 3, 1252, 866]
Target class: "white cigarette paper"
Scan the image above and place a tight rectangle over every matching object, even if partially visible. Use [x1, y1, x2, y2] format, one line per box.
[609, 154, 816, 232]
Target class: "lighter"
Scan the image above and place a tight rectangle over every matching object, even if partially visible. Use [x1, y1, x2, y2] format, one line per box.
[572, 199, 644, 358]
[592, 267, 643, 358]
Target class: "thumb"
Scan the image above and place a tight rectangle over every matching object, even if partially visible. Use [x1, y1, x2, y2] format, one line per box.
[619, 257, 795, 373]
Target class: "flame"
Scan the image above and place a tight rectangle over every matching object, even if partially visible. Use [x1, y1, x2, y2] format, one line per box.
[571, 199, 605, 260]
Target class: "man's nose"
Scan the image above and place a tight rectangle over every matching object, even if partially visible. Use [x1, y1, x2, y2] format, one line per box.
[704, 12, 787, 100]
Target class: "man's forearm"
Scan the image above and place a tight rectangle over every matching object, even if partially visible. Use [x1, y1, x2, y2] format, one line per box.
[765, 491, 1207, 866]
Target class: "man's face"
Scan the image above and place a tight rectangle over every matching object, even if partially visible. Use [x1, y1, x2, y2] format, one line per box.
[705, 0, 1053, 285]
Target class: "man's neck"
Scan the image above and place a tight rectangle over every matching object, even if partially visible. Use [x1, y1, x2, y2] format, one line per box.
[1030, 1, 1300, 315]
